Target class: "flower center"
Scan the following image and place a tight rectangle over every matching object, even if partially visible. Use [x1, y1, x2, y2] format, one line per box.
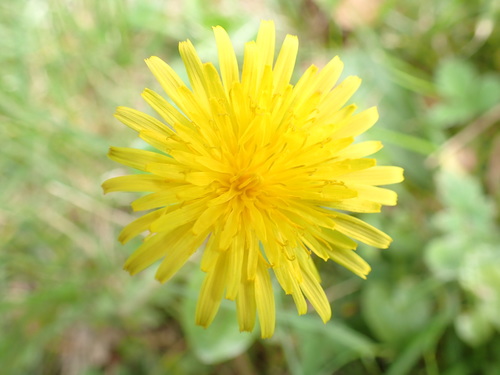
[229, 172, 262, 200]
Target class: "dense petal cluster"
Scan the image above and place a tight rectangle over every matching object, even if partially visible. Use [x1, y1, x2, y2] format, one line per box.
[103, 21, 404, 338]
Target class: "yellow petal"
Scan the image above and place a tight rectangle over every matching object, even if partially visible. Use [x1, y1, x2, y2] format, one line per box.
[145, 56, 186, 110]
[225, 237, 244, 300]
[347, 184, 398, 206]
[124, 225, 193, 275]
[333, 212, 392, 248]
[219, 206, 242, 250]
[114, 106, 173, 136]
[144, 162, 187, 180]
[299, 250, 322, 281]
[273, 262, 293, 294]
[256, 65, 274, 114]
[236, 280, 257, 332]
[340, 166, 405, 185]
[208, 96, 237, 147]
[293, 91, 321, 125]
[246, 228, 260, 281]
[175, 85, 212, 124]
[317, 75, 361, 118]
[195, 255, 228, 328]
[255, 261, 275, 338]
[141, 89, 192, 129]
[300, 233, 330, 261]
[290, 65, 318, 105]
[316, 228, 358, 250]
[192, 204, 226, 235]
[213, 25, 239, 91]
[281, 201, 336, 229]
[131, 190, 179, 211]
[271, 84, 294, 127]
[185, 171, 217, 186]
[118, 208, 167, 244]
[255, 20, 276, 79]
[327, 103, 357, 126]
[299, 265, 331, 323]
[246, 204, 267, 241]
[334, 106, 378, 139]
[273, 34, 298, 95]
[314, 56, 343, 94]
[137, 129, 179, 154]
[150, 198, 209, 232]
[325, 198, 382, 213]
[325, 247, 371, 279]
[291, 289, 308, 315]
[200, 230, 221, 272]
[203, 62, 228, 101]
[102, 174, 168, 194]
[338, 141, 383, 159]
[170, 121, 213, 158]
[275, 256, 308, 315]
[155, 231, 207, 283]
[297, 184, 357, 202]
[313, 158, 375, 180]
[206, 189, 239, 207]
[179, 40, 210, 107]
[241, 41, 258, 98]
[107, 147, 176, 172]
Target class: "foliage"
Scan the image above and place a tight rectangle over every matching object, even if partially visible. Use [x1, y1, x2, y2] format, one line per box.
[1, 0, 499, 374]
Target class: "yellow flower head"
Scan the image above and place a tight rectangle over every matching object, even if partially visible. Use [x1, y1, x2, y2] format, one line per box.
[103, 20, 404, 338]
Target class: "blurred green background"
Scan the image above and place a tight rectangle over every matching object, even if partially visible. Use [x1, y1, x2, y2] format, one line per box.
[1, 0, 500, 374]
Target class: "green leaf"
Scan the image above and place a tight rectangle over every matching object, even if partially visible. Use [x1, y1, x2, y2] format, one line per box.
[430, 59, 500, 127]
[362, 279, 433, 345]
[435, 170, 496, 236]
[428, 103, 476, 128]
[435, 59, 476, 100]
[425, 236, 465, 281]
[458, 245, 500, 330]
[454, 309, 494, 347]
[385, 291, 457, 375]
[477, 75, 500, 112]
[278, 312, 377, 375]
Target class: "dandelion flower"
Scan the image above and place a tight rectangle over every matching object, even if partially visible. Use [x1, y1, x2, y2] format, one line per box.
[103, 20, 404, 338]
